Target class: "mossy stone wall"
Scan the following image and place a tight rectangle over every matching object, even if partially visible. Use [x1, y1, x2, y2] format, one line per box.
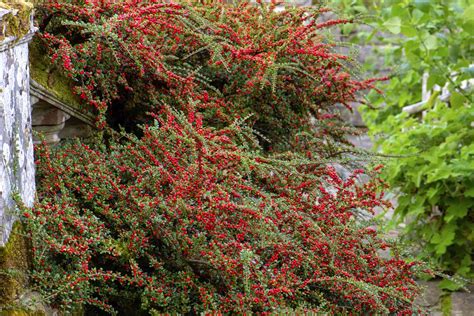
[0, 222, 30, 310]
[0, 0, 35, 246]
[0, 0, 36, 311]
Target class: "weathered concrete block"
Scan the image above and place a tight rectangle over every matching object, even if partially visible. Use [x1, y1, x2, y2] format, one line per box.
[0, 0, 36, 309]
[58, 118, 93, 140]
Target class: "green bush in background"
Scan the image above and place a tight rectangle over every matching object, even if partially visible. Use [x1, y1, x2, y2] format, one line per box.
[332, 0, 474, 288]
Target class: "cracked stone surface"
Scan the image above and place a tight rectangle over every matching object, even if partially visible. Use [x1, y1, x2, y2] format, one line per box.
[0, 10, 35, 246]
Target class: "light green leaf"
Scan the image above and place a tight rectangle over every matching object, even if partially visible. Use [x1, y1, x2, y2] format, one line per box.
[462, 5, 474, 22]
[426, 166, 456, 183]
[439, 279, 463, 291]
[424, 35, 438, 50]
[427, 73, 445, 90]
[401, 25, 417, 37]
[411, 9, 425, 23]
[462, 5, 474, 34]
[414, 169, 423, 187]
[431, 224, 456, 255]
[384, 17, 401, 34]
[427, 186, 439, 200]
[450, 92, 467, 108]
[425, 89, 440, 109]
[410, 195, 427, 216]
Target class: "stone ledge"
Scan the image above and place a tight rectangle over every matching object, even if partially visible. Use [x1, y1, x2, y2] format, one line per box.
[0, 30, 34, 52]
[30, 80, 94, 127]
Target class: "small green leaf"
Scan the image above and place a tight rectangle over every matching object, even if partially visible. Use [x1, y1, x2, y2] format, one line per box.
[384, 17, 402, 34]
[411, 9, 425, 23]
[427, 73, 445, 90]
[457, 255, 473, 275]
[465, 187, 474, 197]
[462, 5, 474, 34]
[390, 4, 406, 17]
[401, 25, 417, 37]
[414, 170, 423, 187]
[431, 223, 456, 255]
[427, 186, 439, 200]
[445, 200, 471, 222]
[414, 0, 431, 12]
[410, 195, 427, 216]
[425, 90, 440, 109]
[424, 35, 438, 50]
[427, 166, 454, 183]
[439, 279, 463, 291]
[450, 92, 466, 108]
[462, 5, 474, 22]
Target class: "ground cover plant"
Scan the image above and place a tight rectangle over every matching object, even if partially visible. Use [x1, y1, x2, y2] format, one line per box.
[16, 0, 433, 314]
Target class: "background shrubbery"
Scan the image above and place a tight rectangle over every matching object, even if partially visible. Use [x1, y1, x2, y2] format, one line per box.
[333, 0, 473, 288]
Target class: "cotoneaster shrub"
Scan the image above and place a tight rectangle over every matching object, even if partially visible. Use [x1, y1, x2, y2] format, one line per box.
[35, 0, 384, 151]
[21, 0, 432, 314]
[22, 107, 428, 314]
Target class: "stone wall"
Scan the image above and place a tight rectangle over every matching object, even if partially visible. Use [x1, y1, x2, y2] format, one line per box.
[0, 5, 36, 247]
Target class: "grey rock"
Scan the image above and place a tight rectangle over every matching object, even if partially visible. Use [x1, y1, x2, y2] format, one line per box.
[0, 18, 36, 246]
[416, 281, 443, 308]
[451, 286, 474, 316]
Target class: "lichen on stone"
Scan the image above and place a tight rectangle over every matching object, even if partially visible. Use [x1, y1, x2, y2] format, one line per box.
[0, 1, 33, 41]
[440, 293, 452, 316]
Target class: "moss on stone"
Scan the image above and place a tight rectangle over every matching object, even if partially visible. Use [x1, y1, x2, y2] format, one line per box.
[0, 310, 30, 315]
[29, 39, 84, 110]
[440, 293, 452, 316]
[0, 1, 33, 41]
[0, 309, 45, 316]
[0, 223, 48, 315]
[0, 221, 31, 307]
